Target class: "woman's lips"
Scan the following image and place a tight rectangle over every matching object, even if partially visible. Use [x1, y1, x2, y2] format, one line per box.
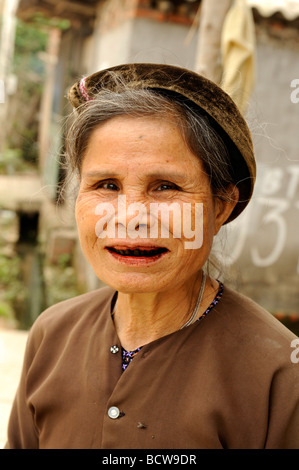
[105, 245, 169, 265]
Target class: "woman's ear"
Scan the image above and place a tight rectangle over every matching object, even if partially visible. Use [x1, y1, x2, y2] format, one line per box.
[214, 185, 239, 235]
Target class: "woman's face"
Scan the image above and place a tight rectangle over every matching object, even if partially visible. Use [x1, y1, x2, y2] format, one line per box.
[75, 115, 236, 293]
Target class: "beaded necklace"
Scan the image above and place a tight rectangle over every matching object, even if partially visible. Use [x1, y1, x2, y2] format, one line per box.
[119, 281, 224, 372]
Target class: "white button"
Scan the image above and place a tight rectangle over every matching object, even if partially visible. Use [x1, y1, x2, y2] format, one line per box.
[108, 406, 120, 419]
[110, 345, 119, 354]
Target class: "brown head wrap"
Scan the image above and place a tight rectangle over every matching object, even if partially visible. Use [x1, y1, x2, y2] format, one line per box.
[68, 63, 256, 223]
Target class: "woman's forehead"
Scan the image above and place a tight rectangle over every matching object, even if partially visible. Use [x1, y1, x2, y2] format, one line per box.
[82, 116, 203, 172]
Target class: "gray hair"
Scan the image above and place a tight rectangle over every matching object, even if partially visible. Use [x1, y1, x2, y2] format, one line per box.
[64, 83, 236, 201]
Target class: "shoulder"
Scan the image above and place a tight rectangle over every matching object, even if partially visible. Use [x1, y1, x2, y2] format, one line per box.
[221, 285, 297, 339]
[210, 284, 298, 366]
[26, 285, 116, 353]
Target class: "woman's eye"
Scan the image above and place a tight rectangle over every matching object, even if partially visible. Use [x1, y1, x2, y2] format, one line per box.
[156, 183, 178, 191]
[96, 181, 119, 191]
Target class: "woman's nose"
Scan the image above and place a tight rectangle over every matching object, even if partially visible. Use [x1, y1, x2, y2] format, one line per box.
[114, 195, 153, 238]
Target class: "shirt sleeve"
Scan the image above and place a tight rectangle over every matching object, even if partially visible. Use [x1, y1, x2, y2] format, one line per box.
[265, 361, 299, 449]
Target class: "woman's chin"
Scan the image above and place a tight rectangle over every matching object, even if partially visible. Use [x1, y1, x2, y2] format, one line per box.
[100, 272, 169, 294]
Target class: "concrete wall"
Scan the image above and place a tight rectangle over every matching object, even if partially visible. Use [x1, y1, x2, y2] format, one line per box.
[87, 0, 198, 72]
[220, 33, 299, 315]
[129, 16, 197, 68]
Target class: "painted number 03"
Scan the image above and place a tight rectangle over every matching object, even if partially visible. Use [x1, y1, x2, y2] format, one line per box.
[251, 197, 289, 267]
[223, 165, 299, 270]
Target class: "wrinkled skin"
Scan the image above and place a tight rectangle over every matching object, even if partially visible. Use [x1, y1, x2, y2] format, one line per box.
[75, 116, 237, 349]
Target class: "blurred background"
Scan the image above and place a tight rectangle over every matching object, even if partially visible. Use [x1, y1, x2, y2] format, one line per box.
[0, 0, 298, 334]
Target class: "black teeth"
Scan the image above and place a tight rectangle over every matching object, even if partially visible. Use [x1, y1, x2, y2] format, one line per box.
[109, 247, 167, 257]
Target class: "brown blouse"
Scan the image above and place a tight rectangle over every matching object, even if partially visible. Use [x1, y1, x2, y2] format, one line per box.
[5, 285, 299, 449]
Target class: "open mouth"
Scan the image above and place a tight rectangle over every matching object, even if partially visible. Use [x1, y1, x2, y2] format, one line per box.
[107, 246, 168, 258]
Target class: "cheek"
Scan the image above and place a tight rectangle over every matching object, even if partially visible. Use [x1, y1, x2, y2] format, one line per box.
[180, 198, 215, 249]
[203, 197, 217, 234]
[75, 193, 101, 240]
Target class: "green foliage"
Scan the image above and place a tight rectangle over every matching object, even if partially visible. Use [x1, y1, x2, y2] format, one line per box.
[57, 253, 72, 269]
[0, 148, 36, 173]
[0, 254, 27, 320]
[14, 19, 48, 60]
[3, 18, 49, 168]
[0, 148, 22, 168]
[13, 19, 48, 83]
[31, 12, 71, 31]
[12, 13, 70, 79]
[4, 11, 71, 170]
[0, 300, 14, 319]
[19, 128, 39, 164]
[44, 263, 80, 308]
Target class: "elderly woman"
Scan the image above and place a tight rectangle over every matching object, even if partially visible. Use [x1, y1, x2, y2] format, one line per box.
[5, 63, 299, 449]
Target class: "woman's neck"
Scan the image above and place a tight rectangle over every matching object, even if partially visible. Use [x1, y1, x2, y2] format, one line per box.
[112, 272, 219, 351]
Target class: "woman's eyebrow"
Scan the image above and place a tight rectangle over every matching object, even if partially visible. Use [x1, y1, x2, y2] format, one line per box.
[82, 170, 118, 178]
[146, 171, 186, 181]
[82, 170, 186, 181]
